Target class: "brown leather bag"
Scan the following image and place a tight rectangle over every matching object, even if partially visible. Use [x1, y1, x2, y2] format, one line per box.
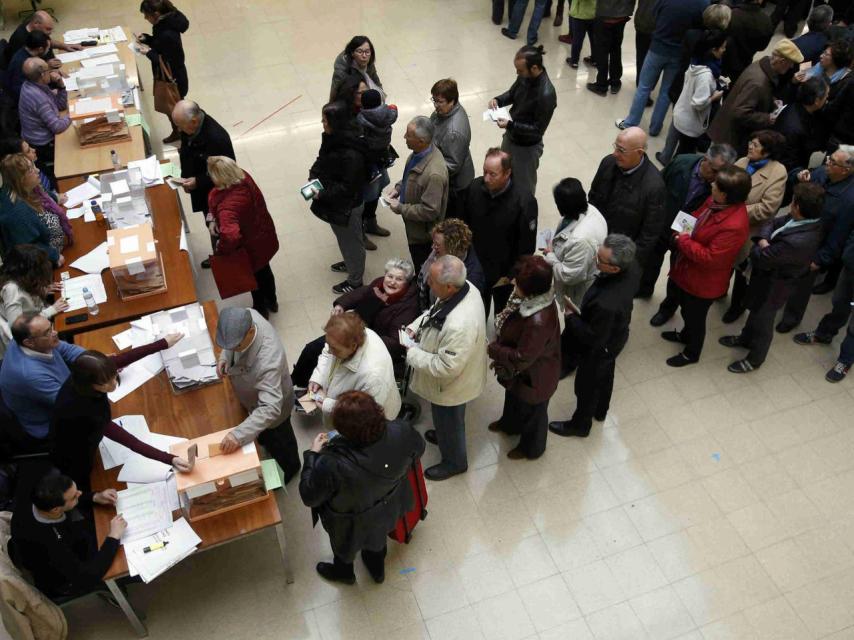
[153, 56, 181, 116]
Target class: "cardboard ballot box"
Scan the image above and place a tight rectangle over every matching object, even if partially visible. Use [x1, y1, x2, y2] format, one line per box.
[106, 223, 166, 300]
[169, 429, 268, 522]
[68, 93, 125, 120]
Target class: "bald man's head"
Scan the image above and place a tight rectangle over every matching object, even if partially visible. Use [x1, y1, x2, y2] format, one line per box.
[23, 57, 48, 83]
[612, 127, 647, 171]
[30, 11, 55, 35]
[171, 100, 202, 134]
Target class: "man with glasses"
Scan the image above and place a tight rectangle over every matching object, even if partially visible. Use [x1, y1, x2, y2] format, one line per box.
[645, 143, 737, 310]
[18, 57, 70, 189]
[588, 127, 666, 277]
[0, 314, 85, 440]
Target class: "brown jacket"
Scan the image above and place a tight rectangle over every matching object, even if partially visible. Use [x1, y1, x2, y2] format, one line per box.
[487, 295, 561, 405]
[395, 146, 449, 245]
[734, 157, 787, 263]
[708, 57, 777, 156]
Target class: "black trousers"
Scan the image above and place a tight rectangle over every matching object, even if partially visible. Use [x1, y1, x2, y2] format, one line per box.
[492, 0, 520, 22]
[496, 392, 549, 459]
[362, 197, 379, 224]
[592, 19, 627, 89]
[481, 280, 514, 319]
[738, 295, 785, 367]
[635, 31, 652, 88]
[570, 351, 616, 434]
[728, 266, 749, 313]
[640, 234, 677, 297]
[667, 279, 714, 361]
[560, 321, 581, 372]
[250, 264, 277, 314]
[409, 243, 433, 279]
[291, 335, 326, 388]
[781, 270, 818, 328]
[32, 142, 58, 191]
[257, 417, 301, 483]
[445, 185, 469, 221]
[770, 0, 811, 37]
[333, 545, 387, 577]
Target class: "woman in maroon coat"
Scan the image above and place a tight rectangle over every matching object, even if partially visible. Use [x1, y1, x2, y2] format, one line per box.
[487, 255, 561, 460]
[207, 156, 280, 317]
[662, 165, 752, 367]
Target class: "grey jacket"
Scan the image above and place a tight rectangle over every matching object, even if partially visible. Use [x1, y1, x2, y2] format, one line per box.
[430, 104, 475, 192]
[395, 146, 449, 245]
[596, 0, 635, 18]
[217, 309, 294, 445]
[330, 51, 383, 102]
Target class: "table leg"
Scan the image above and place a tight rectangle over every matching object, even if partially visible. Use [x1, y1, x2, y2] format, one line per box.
[106, 579, 148, 637]
[275, 522, 295, 584]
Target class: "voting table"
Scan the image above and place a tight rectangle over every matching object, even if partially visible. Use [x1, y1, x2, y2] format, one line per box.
[78, 302, 293, 637]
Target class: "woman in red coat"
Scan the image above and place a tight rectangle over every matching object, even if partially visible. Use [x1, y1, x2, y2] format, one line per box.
[662, 165, 751, 367]
[487, 255, 561, 460]
[207, 156, 280, 317]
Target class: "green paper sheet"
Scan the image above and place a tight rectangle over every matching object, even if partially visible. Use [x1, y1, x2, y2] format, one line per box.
[261, 458, 284, 491]
[159, 161, 179, 179]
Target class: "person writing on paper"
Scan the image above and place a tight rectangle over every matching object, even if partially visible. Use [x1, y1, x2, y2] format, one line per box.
[50, 333, 190, 494]
[299, 391, 424, 585]
[214, 307, 301, 482]
[18, 58, 71, 190]
[135, 0, 190, 144]
[0, 245, 68, 358]
[307, 313, 401, 423]
[10, 472, 126, 599]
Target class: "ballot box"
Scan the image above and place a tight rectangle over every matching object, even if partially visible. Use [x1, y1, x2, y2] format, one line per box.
[106, 223, 166, 300]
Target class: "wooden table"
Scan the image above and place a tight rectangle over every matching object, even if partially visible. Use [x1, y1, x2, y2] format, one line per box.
[78, 302, 293, 637]
[52, 182, 196, 334]
[54, 26, 148, 181]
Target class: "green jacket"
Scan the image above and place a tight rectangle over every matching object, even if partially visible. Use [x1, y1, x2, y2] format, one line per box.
[570, 0, 597, 20]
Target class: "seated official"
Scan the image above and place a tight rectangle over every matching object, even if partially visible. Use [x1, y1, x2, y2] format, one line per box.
[0, 137, 67, 205]
[51, 340, 190, 494]
[299, 391, 425, 585]
[417, 218, 486, 312]
[291, 258, 419, 387]
[10, 472, 126, 599]
[214, 308, 302, 482]
[5, 30, 51, 104]
[307, 313, 401, 425]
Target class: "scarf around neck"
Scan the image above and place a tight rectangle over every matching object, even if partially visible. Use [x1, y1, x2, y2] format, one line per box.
[494, 290, 555, 335]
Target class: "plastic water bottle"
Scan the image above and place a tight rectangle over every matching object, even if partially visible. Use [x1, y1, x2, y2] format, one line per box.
[82, 287, 100, 316]
[110, 150, 120, 171]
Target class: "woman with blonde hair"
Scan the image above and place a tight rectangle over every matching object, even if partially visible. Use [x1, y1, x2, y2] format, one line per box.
[207, 155, 280, 318]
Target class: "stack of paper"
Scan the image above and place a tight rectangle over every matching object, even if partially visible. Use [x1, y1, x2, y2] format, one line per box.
[124, 517, 200, 583]
[63, 28, 99, 44]
[80, 55, 121, 68]
[62, 274, 107, 311]
[126, 156, 164, 186]
[98, 415, 187, 476]
[99, 26, 128, 43]
[56, 50, 89, 64]
[107, 353, 164, 403]
[83, 44, 119, 58]
[115, 482, 173, 543]
[64, 176, 101, 208]
[70, 241, 109, 274]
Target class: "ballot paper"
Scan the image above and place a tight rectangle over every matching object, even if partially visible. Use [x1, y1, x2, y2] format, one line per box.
[124, 517, 200, 583]
[69, 241, 109, 274]
[115, 483, 173, 543]
[107, 353, 164, 403]
[64, 75, 79, 91]
[80, 54, 121, 68]
[536, 228, 553, 251]
[117, 456, 172, 484]
[399, 329, 418, 349]
[127, 156, 165, 186]
[56, 50, 89, 64]
[64, 178, 101, 208]
[483, 107, 512, 123]
[62, 274, 107, 312]
[112, 328, 134, 350]
[84, 44, 119, 57]
[671, 210, 697, 234]
[63, 28, 99, 44]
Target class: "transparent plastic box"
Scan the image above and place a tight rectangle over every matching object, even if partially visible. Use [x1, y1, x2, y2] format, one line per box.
[100, 167, 153, 229]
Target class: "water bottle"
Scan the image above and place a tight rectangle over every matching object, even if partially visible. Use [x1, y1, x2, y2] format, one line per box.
[110, 150, 120, 171]
[82, 287, 100, 316]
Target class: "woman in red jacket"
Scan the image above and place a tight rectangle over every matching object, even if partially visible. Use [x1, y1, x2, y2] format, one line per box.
[207, 156, 280, 318]
[662, 165, 751, 367]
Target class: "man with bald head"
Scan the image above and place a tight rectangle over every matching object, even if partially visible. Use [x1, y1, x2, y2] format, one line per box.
[4, 11, 83, 68]
[18, 57, 70, 189]
[172, 100, 235, 263]
[588, 127, 666, 274]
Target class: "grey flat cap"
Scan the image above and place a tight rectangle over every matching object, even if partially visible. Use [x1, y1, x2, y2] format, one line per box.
[216, 307, 253, 349]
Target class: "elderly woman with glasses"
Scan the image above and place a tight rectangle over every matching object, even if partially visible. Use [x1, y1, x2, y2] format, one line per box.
[417, 218, 486, 311]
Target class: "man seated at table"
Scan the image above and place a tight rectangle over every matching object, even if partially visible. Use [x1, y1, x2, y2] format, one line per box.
[214, 307, 301, 482]
[172, 100, 235, 268]
[9, 471, 127, 599]
[5, 31, 51, 104]
[18, 57, 70, 189]
[3, 11, 83, 70]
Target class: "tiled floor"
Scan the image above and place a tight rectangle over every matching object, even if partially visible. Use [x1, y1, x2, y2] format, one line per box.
[5, 1, 854, 639]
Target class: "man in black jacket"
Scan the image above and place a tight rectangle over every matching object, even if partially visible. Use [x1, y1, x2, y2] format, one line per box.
[549, 234, 640, 437]
[173, 100, 236, 265]
[722, 0, 774, 81]
[588, 127, 666, 275]
[774, 76, 829, 175]
[10, 472, 126, 598]
[490, 45, 557, 199]
[462, 148, 537, 318]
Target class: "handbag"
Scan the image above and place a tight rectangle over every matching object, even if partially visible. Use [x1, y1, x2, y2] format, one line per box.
[209, 248, 258, 299]
[153, 55, 181, 116]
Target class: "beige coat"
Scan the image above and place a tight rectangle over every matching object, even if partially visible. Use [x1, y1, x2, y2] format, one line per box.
[734, 157, 787, 263]
[395, 146, 449, 245]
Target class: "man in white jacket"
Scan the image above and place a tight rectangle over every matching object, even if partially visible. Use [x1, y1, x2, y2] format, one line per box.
[405, 255, 487, 480]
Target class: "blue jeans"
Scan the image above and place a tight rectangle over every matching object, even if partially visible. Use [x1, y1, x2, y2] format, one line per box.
[508, 0, 547, 44]
[431, 403, 467, 472]
[623, 49, 680, 135]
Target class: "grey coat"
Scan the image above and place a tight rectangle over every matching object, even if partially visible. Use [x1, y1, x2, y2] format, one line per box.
[430, 103, 475, 192]
[330, 51, 383, 102]
[217, 309, 294, 445]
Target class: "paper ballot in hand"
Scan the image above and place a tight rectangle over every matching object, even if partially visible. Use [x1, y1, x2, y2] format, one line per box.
[483, 107, 512, 124]
[671, 211, 696, 235]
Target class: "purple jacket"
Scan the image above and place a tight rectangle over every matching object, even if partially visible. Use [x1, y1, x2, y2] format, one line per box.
[19, 81, 71, 147]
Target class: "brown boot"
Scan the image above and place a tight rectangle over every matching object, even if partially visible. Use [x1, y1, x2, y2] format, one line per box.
[162, 127, 180, 144]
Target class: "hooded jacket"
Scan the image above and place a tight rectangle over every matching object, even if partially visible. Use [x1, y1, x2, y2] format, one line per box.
[356, 103, 397, 154]
[139, 10, 190, 97]
[673, 64, 718, 137]
[308, 128, 369, 226]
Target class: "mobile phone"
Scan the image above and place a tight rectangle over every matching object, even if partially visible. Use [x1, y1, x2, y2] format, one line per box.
[81, 40, 98, 46]
[327, 430, 340, 440]
[65, 313, 89, 325]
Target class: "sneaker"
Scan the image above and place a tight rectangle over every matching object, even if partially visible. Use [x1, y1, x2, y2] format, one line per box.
[826, 361, 850, 383]
[793, 331, 832, 345]
[332, 280, 361, 294]
[615, 119, 628, 130]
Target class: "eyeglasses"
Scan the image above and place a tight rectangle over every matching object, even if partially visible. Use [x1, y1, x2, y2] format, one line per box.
[430, 96, 448, 104]
[612, 143, 639, 154]
[826, 157, 850, 168]
[353, 48, 372, 56]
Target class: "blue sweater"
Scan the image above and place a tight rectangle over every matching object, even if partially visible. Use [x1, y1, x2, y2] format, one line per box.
[0, 340, 85, 438]
[0, 188, 59, 264]
[650, 0, 709, 56]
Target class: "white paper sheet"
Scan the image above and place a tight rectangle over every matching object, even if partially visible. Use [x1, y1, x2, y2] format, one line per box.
[482, 107, 512, 123]
[127, 156, 165, 186]
[117, 456, 172, 484]
[63, 28, 99, 44]
[65, 207, 85, 220]
[62, 274, 107, 312]
[124, 517, 200, 583]
[671, 210, 697, 234]
[111, 179, 130, 196]
[119, 234, 139, 253]
[107, 353, 164, 402]
[126, 476, 180, 512]
[112, 328, 134, 350]
[536, 228, 553, 251]
[84, 44, 119, 57]
[56, 50, 88, 64]
[80, 54, 121, 68]
[70, 241, 109, 274]
[64, 76, 79, 91]
[100, 26, 128, 43]
[115, 483, 173, 543]
[64, 181, 100, 208]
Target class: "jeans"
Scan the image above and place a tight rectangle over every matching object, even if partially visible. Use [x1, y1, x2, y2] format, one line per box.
[568, 18, 593, 64]
[250, 264, 277, 314]
[623, 49, 680, 135]
[592, 18, 626, 88]
[660, 122, 703, 166]
[816, 266, 854, 340]
[330, 204, 365, 286]
[496, 393, 549, 458]
[431, 403, 467, 472]
[500, 133, 543, 198]
[508, 0, 548, 44]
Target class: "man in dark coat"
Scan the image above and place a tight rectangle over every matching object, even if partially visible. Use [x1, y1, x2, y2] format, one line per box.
[720, 182, 826, 373]
[792, 4, 834, 65]
[722, 0, 774, 81]
[643, 144, 738, 302]
[461, 148, 537, 318]
[549, 234, 640, 437]
[774, 76, 829, 174]
[173, 100, 236, 263]
[588, 127, 666, 272]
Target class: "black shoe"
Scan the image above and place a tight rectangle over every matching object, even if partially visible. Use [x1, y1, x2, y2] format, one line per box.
[201, 258, 211, 269]
[332, 280, 362, 294]
[424, 429, 437, 445]
[594, 412, 607, 422]
[559, 365, 576, 380]
[661, 330, 685, 344]
[813, 280, 835, 295]
[654, 151, 668, 166]
[316, 562, 355, 585]
[586, 83, 608, 96]
[548, 420, 591, 438]
[583, 56, 596, 66]
[424, 463, 466, 481]
[364, 221, 391, 237]
[501, 27, 516, 40]
[721, 306, 745, 324]
[727, 359, 758, 374]
[267, 300, 279, 313]
[363, 235, 377, 251]
[826, 361, 850, 383]
[330, 261, 347, 273]
[610, 83, 621, 94]
[361, 550, 385, 583]
[775, 320, 798, 334]
[650, 310, 673, 327]
[718, 335, 746, 348]
[666, 353, 697, 367]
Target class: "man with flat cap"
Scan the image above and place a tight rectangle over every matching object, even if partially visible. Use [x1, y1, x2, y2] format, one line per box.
[215, 307, 301, 482]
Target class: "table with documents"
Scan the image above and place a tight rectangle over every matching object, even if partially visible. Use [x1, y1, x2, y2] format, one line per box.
[79, 302, 292, 638]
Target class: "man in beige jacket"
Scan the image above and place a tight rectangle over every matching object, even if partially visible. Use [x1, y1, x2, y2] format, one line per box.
[405, 256, 487, 481]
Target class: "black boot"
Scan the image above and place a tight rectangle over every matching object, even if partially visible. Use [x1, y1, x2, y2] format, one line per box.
[316, 561, 355, 585]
